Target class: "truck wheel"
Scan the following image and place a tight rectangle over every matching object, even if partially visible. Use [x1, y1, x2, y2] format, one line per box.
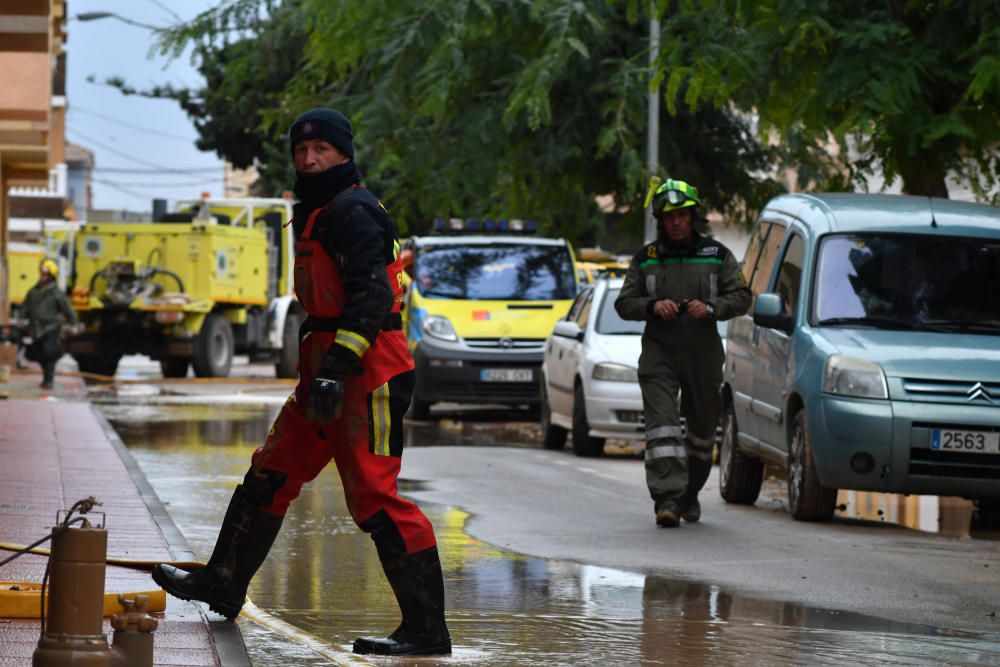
[718, 401, 764, 504]
[74, 351, 121, 381]
[571, 383, 605, 457]
[274, 309, 302, 379]
[540, 381, 567, 450]
[160, 357, 189, 378]
[787, 410, 837, 521]
[192, 312, 234, 378]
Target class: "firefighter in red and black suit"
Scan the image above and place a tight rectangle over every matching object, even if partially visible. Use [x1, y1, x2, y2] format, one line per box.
[152, 108, 451, 656]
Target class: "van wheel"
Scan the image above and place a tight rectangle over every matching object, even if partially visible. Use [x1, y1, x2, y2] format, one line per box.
[540, 381, 567, 450]
[788, 410, 837, 521]
[572, 383, 604, 457]
[192, 313, 234, 378]
[275, 309, 302, 378]
[718, 401, 763, 504]
[160, 357, 189, 378]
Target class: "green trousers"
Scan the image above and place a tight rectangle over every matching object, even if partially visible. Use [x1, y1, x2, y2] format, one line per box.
[639, 340, 724, 512]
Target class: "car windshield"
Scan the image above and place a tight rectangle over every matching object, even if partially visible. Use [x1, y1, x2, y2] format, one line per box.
[595, 287, 645, 335]
[813, 233, 1000, 333]
[416, 243, 576, 300]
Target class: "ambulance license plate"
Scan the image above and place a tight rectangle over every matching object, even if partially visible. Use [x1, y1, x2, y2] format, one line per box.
[481, 368, 532, 382]
[930, 429, 1000, 454]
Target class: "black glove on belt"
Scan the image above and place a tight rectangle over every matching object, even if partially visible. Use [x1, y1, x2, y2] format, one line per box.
[306, 344, 364, 423]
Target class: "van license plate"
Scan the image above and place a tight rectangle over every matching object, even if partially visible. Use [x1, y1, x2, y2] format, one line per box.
[481, 369, 532, 382]
[930, 429, 1000, 454]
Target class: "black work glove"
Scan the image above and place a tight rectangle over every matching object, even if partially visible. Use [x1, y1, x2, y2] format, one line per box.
[306, 345, 364, 423]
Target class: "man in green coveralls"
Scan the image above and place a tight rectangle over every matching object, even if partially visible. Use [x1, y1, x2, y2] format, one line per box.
[615, 179, 751, 527]
[23, 259, 77, 390]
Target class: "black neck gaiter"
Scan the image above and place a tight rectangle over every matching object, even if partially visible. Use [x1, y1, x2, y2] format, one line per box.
[292, 161, 361, 211]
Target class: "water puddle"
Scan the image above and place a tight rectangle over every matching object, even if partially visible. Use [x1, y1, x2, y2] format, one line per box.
[105, 405, 1000, 665]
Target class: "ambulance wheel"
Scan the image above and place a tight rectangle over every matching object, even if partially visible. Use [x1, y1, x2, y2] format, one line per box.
[275, 310, 302, 379]
[572, 383, 605, 457]
[540, 382, 567, 450]
[409, 397, 432, 421]
[160, 357, 189, 378]
[193, 313, 234, 378]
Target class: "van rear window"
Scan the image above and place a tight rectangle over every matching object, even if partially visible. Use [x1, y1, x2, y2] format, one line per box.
[416, 243, 576, 300]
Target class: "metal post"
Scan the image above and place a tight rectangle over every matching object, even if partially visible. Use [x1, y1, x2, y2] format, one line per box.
[644, 11, 661, 244]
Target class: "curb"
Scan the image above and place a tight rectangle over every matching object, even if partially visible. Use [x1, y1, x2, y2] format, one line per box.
[91, 405, 252, 667]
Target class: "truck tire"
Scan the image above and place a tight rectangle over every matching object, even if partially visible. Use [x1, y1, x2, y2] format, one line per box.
[571, 383, 605, 457]
[160, 357, 189, 378]
[788, 410, 837, 522]
[192, 312, 234, 378]
[540, 381, 567, 450]
[274, 309, 302, 379]
[718, 401, 764, 504]
[74, 351, 121, 381]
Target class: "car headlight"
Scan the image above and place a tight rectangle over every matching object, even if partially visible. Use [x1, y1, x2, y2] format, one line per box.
[822, 355, 887, 399]
[592, 362, 638, 382]
[421, 314, 458, 342]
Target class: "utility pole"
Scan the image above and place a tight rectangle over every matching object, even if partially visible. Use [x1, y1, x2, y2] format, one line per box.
[644, 11, 661, 244]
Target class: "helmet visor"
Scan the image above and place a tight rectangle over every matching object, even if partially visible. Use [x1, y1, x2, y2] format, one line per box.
[664, 189, 692, 206]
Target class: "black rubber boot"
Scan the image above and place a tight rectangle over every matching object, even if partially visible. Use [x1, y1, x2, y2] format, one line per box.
[152, 485, 283, 619]
[681, 494, 701, 523]
[353, 546, 452, 656]
[682, 455, 712, 523]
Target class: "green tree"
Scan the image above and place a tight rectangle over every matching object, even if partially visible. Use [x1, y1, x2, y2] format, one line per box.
[141, 0, 785, 245]
[648, 0, 1000, 200]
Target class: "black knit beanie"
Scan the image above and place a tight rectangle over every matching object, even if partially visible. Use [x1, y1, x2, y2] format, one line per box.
[289, 108, 355, 161]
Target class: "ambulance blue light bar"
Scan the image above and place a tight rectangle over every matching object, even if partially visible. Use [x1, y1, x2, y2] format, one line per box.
[432, 218, 538, 234]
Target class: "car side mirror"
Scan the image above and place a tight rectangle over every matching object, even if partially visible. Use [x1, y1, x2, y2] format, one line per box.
[753, 293, 794, 335]
[552, 319, 584, 342]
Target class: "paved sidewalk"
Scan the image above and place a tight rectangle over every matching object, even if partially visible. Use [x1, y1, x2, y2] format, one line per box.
[0, 369, 248, 666]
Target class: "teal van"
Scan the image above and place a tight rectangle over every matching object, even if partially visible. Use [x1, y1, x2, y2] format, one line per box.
[720, 193, 1000, 521]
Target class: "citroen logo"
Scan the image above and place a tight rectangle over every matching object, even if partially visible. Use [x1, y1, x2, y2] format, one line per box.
[967, 382, 995, 404]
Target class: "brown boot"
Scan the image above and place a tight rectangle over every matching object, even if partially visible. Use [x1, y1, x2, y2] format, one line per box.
[655, 501, 681, 528]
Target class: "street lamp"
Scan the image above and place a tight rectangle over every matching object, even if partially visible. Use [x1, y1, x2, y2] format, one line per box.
[73, 12, 162, 31]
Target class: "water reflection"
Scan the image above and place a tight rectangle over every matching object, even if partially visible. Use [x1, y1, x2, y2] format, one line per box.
[106, 405, 1000, 666]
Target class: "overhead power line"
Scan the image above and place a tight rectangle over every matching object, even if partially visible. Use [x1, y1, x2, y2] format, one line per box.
[67, 128, 222, 176]
[94, 166, 224, 174]
[69, 105, 198, 142]
[92, 176, 224, 188]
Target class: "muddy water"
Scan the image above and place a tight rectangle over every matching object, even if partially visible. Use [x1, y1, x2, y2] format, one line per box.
[104, 404, 1000, 666]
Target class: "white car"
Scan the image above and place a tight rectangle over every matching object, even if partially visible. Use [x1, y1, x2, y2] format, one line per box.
[540, 278, 644, 456]
[540, 277, 728, 457]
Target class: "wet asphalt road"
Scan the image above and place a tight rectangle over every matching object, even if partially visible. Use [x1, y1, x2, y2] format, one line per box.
[83, 356, 1000, 664]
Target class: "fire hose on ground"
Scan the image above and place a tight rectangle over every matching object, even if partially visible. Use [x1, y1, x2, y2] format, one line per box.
[0, 497, 369, 665]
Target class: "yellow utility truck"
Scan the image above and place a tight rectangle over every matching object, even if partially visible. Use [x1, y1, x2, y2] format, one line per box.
[67, 197, 302, 378]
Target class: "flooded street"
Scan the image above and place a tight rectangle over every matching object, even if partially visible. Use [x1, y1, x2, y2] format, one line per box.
[102, 401, 1000, 666]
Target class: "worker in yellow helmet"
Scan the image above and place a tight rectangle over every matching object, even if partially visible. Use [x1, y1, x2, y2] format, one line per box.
[23, 259, 77, 390]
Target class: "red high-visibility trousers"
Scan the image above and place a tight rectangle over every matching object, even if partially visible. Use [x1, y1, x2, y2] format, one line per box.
[250, 331, 436, 556]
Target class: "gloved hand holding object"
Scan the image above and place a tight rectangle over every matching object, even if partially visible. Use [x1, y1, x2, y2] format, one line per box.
[307, 344, 363, 422]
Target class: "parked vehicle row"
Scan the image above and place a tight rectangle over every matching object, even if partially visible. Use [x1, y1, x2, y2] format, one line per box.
[399, 194, 1000, 525]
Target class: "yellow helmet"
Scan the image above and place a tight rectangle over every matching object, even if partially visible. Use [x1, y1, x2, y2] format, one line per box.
[651, 179, 700, 216]
[40, 259, 58, 278]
